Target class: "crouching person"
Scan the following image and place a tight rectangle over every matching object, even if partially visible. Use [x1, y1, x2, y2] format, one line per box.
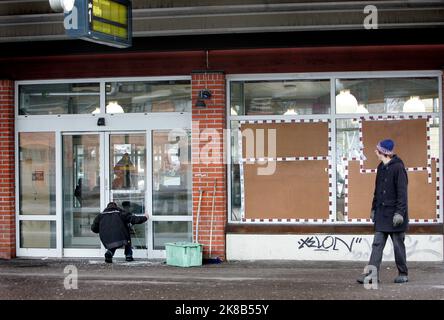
[91, 202, 148, 263]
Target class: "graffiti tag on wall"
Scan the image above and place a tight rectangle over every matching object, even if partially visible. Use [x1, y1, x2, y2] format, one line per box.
[297, 236, 363, 252]
[296, 235, 442, 260]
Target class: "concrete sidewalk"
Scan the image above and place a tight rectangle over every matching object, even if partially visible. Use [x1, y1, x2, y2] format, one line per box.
[0, 258, 444, 300]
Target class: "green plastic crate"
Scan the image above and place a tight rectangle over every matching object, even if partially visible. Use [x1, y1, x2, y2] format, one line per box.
[165, 242, 203, 267]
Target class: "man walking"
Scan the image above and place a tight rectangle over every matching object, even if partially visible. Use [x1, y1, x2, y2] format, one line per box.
[357, 139, 409, 284]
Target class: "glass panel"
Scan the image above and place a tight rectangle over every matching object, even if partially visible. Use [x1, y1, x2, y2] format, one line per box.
[230, 81, 244, 116]
[109, 133, 147, 249]
[105, 81, 191, 113]
[153, 221, 192, 250]
[230, 121, 241, 221]
[231, 80, 331, 115]
[19, 132, 56, 215]
[335, 77, 439, 114]
[430, 118, 440, 159]
[19, 83, 100, 115]
[152, 130, 192, 216]
[336, 119, 361, 221]
[20, 221, 56, 248]
[63, 135, 101, 249]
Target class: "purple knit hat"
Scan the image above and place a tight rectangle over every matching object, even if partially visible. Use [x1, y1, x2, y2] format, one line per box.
[376, 139, 394, 155]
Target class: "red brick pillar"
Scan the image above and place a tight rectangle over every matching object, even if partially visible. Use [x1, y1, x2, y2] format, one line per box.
[0, 80, 15, 259]
[191, 71, 227, 260]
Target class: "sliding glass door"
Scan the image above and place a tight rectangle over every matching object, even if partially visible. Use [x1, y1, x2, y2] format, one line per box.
[62, 134, 102, 256]
[107, 133, 147, 255]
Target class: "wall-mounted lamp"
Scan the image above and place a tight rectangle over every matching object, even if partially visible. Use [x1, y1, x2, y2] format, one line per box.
[198, 89, 212, 100]
[195, 89, 212, 108]
[195, 100, 207, 108]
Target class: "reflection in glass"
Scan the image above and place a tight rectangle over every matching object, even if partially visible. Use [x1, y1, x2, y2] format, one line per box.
[63, 135, 101, 249]
[230, 80, 331, 115]
[230, 121, 241, 221]
[19, 83, 100, 115]
[152, 130, 191, 216]
[105, 81, 191, 113]
[110, 134, 146, 249]
[430, 118, 440, 159]
[335, 119, 361, 221]
[20, 221, 56, 248]
[19, 132, 56, 215]
[335, 77, 439, 114]
[153, 221, 192, 250]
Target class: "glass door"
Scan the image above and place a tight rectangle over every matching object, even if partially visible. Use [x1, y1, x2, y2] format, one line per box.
[62, 134, 102, 257]
[149, 129, 193, 258]
[61, 129, 192, 258]
[106, 132, 147, 258]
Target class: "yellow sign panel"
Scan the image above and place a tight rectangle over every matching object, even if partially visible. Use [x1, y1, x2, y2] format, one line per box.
[91, 0, 128, 39]
[92, 20, 127, 38]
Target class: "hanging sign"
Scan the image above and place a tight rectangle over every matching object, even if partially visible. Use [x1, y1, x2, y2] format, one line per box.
[65, 0, 132, 48]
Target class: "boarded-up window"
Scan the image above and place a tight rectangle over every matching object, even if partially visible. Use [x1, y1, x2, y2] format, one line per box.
[361, 119, 428, 169]
[347, 160, 437, 220]
[239, 121, 330, 220]
[243, 160, 330, 219]
[241, 122, 329, 158]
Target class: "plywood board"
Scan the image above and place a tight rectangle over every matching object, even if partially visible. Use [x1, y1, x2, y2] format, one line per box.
[362, 119, 427, 169]
[347, 161, 376, 220]
[240, 122, 328, 158]
[244, 160, 329, 219]
[347, 160, 437, 220]
[409, 160, 437, 220]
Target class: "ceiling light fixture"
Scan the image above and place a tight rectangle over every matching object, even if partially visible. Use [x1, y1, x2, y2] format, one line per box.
[92, 102, 125, 114]
[336, 89, 358, 114]
[403, 96, 425, 113]
[284, 108, 297, 115]
[356, 104, 369, 114]
[106, 101, 124, 114]
[49, 0, 75, 12]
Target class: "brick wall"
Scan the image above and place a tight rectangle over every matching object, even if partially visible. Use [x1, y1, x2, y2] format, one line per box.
[0, 80, 15, 259]
[191, 72, 227, 260]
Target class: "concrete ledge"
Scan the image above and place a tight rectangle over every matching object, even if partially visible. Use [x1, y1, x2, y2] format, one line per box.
[227, 234, 444, 261]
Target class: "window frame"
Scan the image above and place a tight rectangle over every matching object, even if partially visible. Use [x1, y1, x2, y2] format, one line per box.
[15, 76, 192, 258]
[227, 70, 443, 224]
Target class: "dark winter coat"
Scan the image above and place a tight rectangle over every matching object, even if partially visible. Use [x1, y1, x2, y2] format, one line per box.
[91, 207, 147, 249]
[371, 155, 409, 233]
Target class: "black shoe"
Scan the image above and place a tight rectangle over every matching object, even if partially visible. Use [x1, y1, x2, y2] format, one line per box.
[394, 275, 408, 283]
[125, 256, 134, 262]
[105, 251, 113, 263]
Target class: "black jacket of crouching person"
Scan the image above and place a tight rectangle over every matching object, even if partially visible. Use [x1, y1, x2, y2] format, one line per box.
[371, 155, 409, 233]
[91, 204, 147, 250]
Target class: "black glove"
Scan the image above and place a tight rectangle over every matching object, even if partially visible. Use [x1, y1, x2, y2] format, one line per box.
[393, 213, 404, 227]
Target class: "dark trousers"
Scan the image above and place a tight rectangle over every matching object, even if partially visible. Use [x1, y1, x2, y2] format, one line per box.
[368, 231, 408, 277]
[106, 244, 133, 257]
